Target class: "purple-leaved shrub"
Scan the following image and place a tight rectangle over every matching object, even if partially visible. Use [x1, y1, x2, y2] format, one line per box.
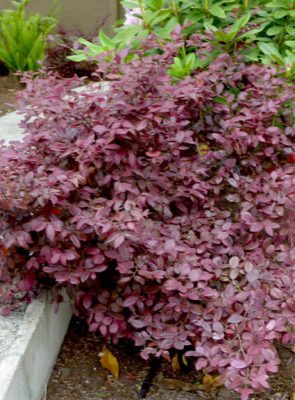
[0, 33, 295, 399]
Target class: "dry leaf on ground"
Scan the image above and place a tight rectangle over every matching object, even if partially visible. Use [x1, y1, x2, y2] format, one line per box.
[202, 373, 222, 390]
[155, 373, 197, 392]
[100, 346, 119, 379]
[171, 354, 180, 372]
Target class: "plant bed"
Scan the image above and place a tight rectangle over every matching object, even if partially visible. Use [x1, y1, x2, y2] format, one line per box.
[46, 318, 295, 400]
[46, 317, 213, 400]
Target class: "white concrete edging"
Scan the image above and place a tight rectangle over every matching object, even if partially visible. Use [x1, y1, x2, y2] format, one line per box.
[0, 296, 72, 400]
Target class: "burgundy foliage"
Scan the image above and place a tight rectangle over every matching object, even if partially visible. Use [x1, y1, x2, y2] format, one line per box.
[44, 26, 99, 78]
[0, 33, 295, 399]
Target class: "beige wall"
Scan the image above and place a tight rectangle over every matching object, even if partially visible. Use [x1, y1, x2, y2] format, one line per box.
[0, 0, 122, 36]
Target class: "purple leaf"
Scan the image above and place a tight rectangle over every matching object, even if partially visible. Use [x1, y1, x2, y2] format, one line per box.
[247, 269, 259, 283]
[228, 314, 243, 324]
[45, 224, 56, 242]
[130, 319, 146, 329]
[123, 296, 138, 307]
[230, 359, 248, 369]
[189, 269, 200, 282]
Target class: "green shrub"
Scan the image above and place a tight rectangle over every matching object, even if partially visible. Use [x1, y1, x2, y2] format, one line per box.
[69, 0, 295, 78]
[0, 0, 57, 72]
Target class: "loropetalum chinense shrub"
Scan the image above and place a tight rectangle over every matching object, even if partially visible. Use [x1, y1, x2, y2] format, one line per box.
[1, 33, 295, 399]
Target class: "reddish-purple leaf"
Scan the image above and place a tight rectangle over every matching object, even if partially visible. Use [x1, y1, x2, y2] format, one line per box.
[46, 224, 56, 242]
[230, 359, 248, 369]
[123, 296, 138, 307]
[228, 314, 243, 324]
[130, 320, 146, 329]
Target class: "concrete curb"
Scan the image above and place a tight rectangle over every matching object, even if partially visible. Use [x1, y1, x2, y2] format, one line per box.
[0, 296, 72, 400]
[0, 111, 23, 142]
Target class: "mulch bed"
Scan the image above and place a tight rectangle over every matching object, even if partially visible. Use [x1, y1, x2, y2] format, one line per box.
[46, 318, 295, 400]
[0, 73, 22, 116]
[46, 318, 206, 400]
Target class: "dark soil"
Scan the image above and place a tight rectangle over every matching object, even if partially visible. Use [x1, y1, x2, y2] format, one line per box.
[46, 318, 207, 400]
[0, 73, 22, 116]
[46, 318, 295, 400]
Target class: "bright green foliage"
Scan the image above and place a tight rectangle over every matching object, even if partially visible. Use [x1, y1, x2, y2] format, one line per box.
[241, 0, 295, 74]
[168, 52, 206, 79]
[0, 0, 57, 72]
[69, 0, 295, 78]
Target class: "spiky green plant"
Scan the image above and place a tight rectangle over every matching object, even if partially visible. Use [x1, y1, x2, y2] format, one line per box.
[0, 0, 57, 72]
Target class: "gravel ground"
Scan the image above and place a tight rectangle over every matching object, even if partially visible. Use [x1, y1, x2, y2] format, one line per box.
[46, 318, 295, 400]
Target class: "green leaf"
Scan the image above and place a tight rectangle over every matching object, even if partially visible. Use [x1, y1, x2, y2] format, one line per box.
[78, 38, 103, 54]
[121, 0, 139, 8]
[230, 86, 241, 96]
[266, 25, 284, 36]
[242, 47, 260, 62]
[214, 96, 227, 104]
[214, 31, 229, 42]
[286, 25, 295, 35]
[258, 42, 285, 64]
[273, 9, 288, 18]
[258, 41, 280, 56]
[204, 20, 218, 32]
[99, 31, 115, 49]
[228, 12, 251, 39]
[67, 52, 88, 62]
[155, 17, 178, 39]
[208, 4, 226, 19]
[113, 25, 142, 45]
[173, 56, 184, 70]
[265, 0, 289, 8]
[184, 52, 197, 69]
[150, 0, 164, 10]
[285, 41, 295, 49]
[150, 10, 171, 26]
[240, 23, 269, 39]
[0, 46, 15, 70]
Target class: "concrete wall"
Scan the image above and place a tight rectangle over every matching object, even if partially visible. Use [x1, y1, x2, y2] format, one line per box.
[0, 0, 123, 36]
[0, 296, 72, 400]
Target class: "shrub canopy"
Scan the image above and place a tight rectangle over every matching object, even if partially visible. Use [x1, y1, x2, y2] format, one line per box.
[0, 33, 295, 399]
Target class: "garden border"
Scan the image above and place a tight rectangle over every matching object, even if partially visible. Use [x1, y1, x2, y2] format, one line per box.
[0, 295, 72, 400]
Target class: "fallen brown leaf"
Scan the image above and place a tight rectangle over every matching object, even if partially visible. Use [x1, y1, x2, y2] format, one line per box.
[171, 354, 180, 371]
[199, 144, 209, 156]
[202, 373, 222, 390]
[100, 346, 119, 379]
